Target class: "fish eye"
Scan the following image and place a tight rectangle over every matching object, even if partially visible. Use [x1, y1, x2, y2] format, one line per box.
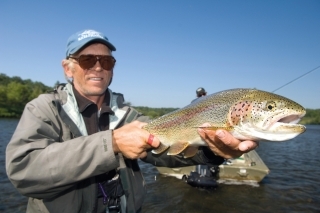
[266, 101, 276, 110]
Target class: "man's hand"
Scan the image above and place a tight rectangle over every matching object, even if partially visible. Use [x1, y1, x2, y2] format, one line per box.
[197, 123, 258, 159]
[112, 121, 160, 159]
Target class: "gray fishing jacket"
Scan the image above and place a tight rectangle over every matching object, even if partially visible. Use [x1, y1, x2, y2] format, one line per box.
[6, 83, 224, 213]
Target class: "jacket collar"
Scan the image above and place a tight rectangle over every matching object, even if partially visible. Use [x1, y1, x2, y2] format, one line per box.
[72, 86, 114, 115]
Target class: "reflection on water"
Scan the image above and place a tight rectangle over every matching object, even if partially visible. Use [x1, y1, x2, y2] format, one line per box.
[1, 119, 320, 213]
[0, 119, 27, 213]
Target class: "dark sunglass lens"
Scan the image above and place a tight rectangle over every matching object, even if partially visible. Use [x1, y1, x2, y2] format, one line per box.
[79, 55, 97, 70]
[100, 56, 115, 70]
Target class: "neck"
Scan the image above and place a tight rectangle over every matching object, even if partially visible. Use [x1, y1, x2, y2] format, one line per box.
[72, 84, 108, 109]
[87, 94, 105, 109]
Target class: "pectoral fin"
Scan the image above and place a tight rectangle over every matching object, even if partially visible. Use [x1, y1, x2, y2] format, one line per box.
[167, 141, 189, 155]
[182, 146, 199, 158]
[152, 142, 169, 154]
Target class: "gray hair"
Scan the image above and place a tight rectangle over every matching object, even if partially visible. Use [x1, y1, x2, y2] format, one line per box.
[62, 59, 75, 83]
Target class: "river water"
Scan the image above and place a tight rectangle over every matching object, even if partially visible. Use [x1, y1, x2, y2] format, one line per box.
[1, 118, 319, 213]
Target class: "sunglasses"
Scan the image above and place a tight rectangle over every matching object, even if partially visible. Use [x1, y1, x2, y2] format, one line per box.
[68, 55, 116, 70]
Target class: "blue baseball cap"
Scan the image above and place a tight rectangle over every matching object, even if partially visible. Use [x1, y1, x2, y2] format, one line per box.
[66, 29, 116, 57]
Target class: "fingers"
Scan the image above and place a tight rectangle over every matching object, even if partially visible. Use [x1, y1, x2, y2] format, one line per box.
[139, 151, 148, 159]
[216, 130, 259, 152]
[215, 130, 239, 150]
[238, 140, 259, 152]
[198, 123, 258, 159]
[146, 134, 160, 148]
[131, 121, 160, 148]
[113, 121, 160, 159]
[146, 134, 154, 146]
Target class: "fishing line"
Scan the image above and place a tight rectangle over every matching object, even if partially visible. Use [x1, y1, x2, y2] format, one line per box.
[272, 65, 320, 93]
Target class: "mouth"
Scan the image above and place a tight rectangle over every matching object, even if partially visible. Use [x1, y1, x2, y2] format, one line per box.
[269, 112, 306, 133]
[88, 77, 103, 81]
[278, 114, 304, 124]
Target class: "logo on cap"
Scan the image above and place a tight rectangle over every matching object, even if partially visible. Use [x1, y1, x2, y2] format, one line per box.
[78, 30, 104, 41]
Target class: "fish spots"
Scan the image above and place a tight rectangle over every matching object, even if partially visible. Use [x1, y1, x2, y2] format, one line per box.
[229, 101, 252, 126]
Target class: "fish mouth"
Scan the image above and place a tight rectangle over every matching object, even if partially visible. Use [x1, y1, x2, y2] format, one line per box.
[278, 114, 303, 124]
[239, 112, 307, 141]
[269, 112, 306, 133]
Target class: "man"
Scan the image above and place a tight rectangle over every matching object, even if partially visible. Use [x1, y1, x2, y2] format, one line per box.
[191, 87, 207, 103]
[6, 29, 257, 213]
[196, 87, 207, 97]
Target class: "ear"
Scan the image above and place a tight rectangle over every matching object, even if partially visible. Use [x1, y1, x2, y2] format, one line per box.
[62, 59, 73, 78]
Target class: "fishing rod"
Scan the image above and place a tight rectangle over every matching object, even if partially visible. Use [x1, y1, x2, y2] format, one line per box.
[272, 65, 320, 93]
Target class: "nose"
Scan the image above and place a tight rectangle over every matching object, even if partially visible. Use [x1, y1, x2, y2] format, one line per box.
[91, 61, 103, 72]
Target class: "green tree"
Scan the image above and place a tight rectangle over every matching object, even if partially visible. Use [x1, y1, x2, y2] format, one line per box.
[0, 85, 7, 104]
[0, 73, 52, 117]
[7, 82, 30, 106]
[0, 73, 10, 85]
[300, 109, 320, 125]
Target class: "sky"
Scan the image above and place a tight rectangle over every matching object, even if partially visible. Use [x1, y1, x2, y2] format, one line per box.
[1, 1, 319, 109]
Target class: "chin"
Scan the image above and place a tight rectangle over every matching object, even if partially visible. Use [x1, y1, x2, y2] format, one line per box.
[92, 90, 107, 96]
[85, 87, 107, 96]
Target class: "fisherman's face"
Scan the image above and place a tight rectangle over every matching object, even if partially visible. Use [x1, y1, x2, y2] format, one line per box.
[66, 43, 113, 99]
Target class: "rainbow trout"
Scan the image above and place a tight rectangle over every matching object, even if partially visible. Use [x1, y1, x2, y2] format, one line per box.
[143, 88, 306, 158]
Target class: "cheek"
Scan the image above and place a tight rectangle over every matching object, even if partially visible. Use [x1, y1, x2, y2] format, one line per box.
[106, 71, 113, 81]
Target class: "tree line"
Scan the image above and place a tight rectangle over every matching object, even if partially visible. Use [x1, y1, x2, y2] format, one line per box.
[299, 108, 320, 125]
[0, 73, 54, 117]
[133, 106, 179, 119]
[0, 73, 319, 124]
